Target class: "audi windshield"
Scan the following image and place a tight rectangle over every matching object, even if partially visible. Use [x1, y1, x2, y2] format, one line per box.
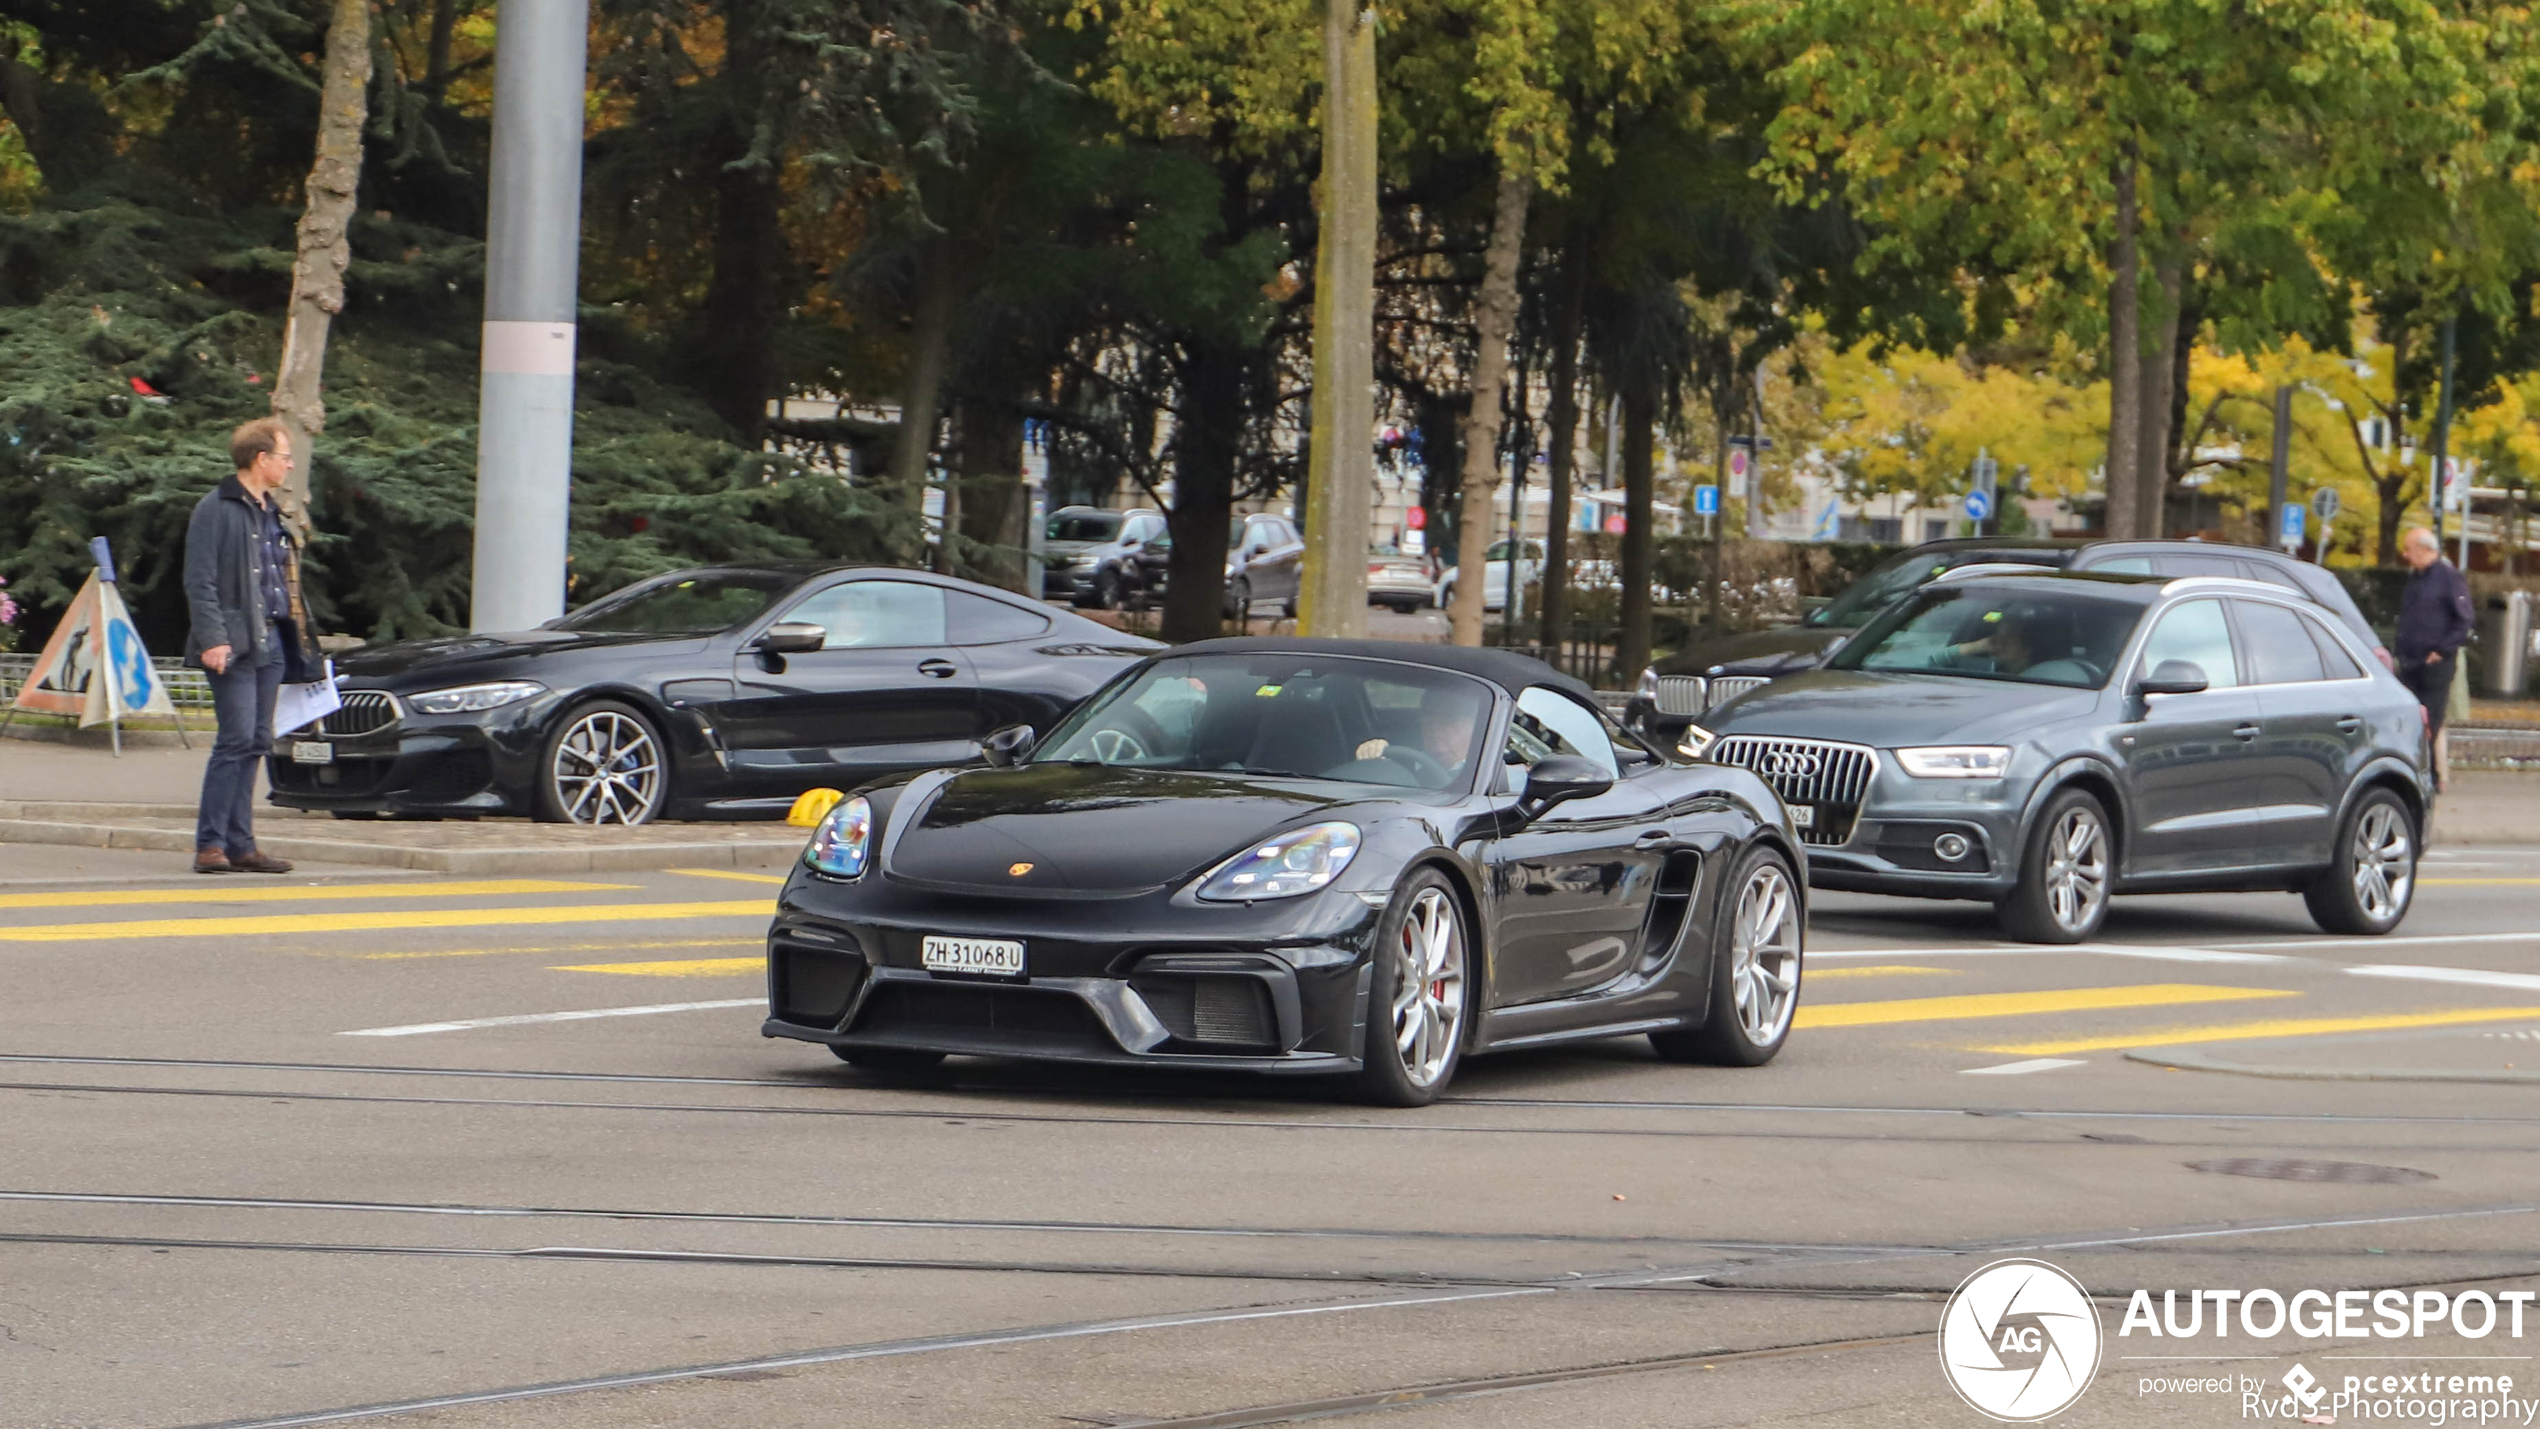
[1828, 586, 2142, 689]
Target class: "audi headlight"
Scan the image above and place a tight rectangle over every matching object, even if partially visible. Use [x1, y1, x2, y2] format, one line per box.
[1196, 821, 1361, 901]
[407, 680, 545, 714]
[804, 795, 875, 879]
[1678, 722, 1718, 759]
[1895, 745, 2012, 778]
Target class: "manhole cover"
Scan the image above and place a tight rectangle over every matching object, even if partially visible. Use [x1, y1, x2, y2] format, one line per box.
[2187, 1158, 2436, 1184]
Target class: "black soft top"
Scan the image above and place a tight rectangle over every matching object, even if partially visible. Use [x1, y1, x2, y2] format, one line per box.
[1166, 636, 1596, 702]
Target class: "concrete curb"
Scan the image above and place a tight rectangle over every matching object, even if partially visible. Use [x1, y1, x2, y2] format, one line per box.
[2126, 1044, 2540, 1085]
[0, 816, 804, 874]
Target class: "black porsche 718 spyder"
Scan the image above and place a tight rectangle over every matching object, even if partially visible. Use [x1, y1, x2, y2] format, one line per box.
[762, 638, 1807, 1105]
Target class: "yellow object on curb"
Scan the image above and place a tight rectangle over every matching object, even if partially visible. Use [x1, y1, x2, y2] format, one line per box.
[787, 787, 845, 827]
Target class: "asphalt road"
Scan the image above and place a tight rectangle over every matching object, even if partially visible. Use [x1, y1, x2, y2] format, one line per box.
[7, 837, 2540, 1429]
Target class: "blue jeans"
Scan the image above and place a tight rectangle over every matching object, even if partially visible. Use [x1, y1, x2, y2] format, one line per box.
[198, 654, 283, 855]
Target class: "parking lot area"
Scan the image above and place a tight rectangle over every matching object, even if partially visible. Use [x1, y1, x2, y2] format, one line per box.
[5, 826, 2540, 1428]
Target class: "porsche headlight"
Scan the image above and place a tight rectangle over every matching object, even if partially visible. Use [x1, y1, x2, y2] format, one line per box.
[1678, 722, 1718, 759]
[1196, 821, 1362, 901]
[803, 795, 875, 878]
[407, 680, 545, 714]
[1895, 745, 2012, 779]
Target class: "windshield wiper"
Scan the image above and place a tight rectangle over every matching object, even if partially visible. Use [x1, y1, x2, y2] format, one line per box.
[1236, 764, 1315, 779]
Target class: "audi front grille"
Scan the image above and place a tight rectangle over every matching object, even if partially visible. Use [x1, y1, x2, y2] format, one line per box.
[1709, 735, 1877, 846]
[322, 690, 401, 737]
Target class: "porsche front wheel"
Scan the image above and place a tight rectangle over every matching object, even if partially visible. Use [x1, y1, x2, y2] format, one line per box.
[1357, 870, 1469, 1107]
[1651, 846, 1802, 1067]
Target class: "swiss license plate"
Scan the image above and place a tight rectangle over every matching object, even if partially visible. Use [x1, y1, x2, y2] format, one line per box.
[921, 935, 1025, 979]
[291, 741, 334, 765]
[1788, 804, 1816, 830]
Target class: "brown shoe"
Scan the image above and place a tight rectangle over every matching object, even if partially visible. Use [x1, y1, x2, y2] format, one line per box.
[194, 847, 234, 875]
[228, 849, 295, 874]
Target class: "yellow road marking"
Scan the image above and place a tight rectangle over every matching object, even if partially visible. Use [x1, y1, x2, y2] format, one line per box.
[0, 899, 773, 943]
[0, 879, 635, 910]
[1808, 965, 1957, 981]
[1979, 1005, 2540, 1056]
[666, 867, 789, 886]
[553, 957, 763, 977]
[1796, 984, 2295, 1030]
[359, 939, 762, 961]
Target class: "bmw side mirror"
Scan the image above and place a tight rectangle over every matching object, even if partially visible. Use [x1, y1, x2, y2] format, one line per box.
[2136, 659, 2210, 698]
[1517, 755, 1613, 819]
[981, 723, 1038, 767]
[756, 622, 827, 655]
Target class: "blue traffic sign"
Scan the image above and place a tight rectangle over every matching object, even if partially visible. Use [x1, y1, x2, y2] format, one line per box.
[1963, 488, 1992, 522]
[1693, 484, 1720, 516]
[2279, 502, 2306, 547]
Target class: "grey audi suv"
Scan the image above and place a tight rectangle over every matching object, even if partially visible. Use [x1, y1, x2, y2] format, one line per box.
[1684, 570, 2430, 942]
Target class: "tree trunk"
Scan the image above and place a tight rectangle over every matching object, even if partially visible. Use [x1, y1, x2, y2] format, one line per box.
[1161, 339, 1245, 643]
[888, 247, 957, 516]
[955, 395, 1027, 591]
[269, 0, 375, 538]
[424, 0, 458, 101]
[1616, 382, 1656, 684]
[2133, 245, 2186, 538]
[2103, 156, 2142, 541]
[1296, 0, 1377, 638]
[1448, 169, 1531, 647]
[1538, 251, 1584, 647]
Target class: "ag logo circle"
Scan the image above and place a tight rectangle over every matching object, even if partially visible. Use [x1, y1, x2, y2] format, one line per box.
[1938, 1258, 2101, 1421]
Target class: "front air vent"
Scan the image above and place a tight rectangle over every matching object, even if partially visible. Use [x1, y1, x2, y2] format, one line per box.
[1132, 974, 1279, 1050]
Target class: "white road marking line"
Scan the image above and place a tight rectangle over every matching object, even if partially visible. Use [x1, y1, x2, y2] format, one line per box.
[1960, 1058, 2086, 1076]
[2347, 965, 2540, 994]
[2074, 942, 2303, 965]
[2214, 932, 2540, 951]
[339, 1000, 761, 1037]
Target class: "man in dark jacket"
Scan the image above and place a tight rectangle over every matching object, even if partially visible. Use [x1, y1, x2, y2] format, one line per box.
[183, 418, 318, 873]
[2395, 525, 2475, 787]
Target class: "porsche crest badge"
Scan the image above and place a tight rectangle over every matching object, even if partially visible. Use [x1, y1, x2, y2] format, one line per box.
[1009, 862, 1034, 877]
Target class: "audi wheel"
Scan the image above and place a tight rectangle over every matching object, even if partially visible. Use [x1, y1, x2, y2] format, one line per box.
[2303, 787, 2416, 935]
[1997, 788, 2110, 944]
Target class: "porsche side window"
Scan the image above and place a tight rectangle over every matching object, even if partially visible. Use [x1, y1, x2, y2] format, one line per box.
[1506, 688, 1620, 779]
[2137, 599, 2240, 689]
[781, 581, 949, 650]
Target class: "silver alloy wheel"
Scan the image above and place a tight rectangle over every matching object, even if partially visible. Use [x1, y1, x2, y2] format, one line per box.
[2351, 802, 2414, 923]
[1390, 887, 1466, 1089]
[1729, 861, 1803, 1045]
[2042, 805, 2109, 933]
[551, 710, 664, 825]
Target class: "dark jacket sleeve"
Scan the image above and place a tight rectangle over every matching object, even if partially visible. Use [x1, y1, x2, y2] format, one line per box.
[183, 494, 237, 658]
[2437, 564, 2476, 654]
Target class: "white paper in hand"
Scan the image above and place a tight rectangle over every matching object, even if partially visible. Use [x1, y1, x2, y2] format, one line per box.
[274, 660, 342, 737]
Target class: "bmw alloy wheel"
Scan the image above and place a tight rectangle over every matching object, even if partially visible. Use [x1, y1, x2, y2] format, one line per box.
[1728, 859, 1802, 1045]
[550, 709, 664, 825]
[2042, 804, 2108, 935]
[1391, 886, 1466, 1089]
[2351, 801, 2414, 923]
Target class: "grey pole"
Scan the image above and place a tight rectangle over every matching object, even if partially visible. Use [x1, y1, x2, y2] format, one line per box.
[2268, 384, 2292, 550]
[470, 0, 589, 632]
[2432, 315, 2457, 555]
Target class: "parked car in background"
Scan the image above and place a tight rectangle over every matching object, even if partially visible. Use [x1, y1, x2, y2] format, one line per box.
[1436, 540, 1545, 613]
[1631, 537, 2389, 740]
[1367, 545, 1437, 612]
[272, 567, 1161, 826]
[1684, 570, 2428, 942]
[765, 638, 1807, 1104]
[1041, 506, 1166, 608]
[1123, 512, 1306, 619]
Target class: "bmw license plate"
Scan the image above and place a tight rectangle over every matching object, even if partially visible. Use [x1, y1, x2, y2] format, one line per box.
[1788, 804, 1816, 830]
[922, 935, 1025, 979]
[291, 741, 334, 765]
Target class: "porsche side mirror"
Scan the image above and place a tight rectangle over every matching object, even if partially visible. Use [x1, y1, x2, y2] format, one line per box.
[756, 622, 827, 655]
[981, 723, 1038, 767]
[1518, 755, 1613, 817]
[2136, 659, 2210, 698]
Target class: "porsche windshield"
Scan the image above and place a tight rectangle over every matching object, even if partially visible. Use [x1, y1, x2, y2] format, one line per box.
[1038, 654, 1493, 791]
[555, 572, 794, 634]
[1828, 586, 2142, 689]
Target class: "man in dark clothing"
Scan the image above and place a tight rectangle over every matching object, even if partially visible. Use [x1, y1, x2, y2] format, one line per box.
[183, 418, 318, 874]
[2394, 525, 2474, 786]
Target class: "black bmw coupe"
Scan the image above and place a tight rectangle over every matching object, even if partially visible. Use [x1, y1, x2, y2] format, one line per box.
[269, 566, 1161, 823]
[762, 638, 1808, 1105]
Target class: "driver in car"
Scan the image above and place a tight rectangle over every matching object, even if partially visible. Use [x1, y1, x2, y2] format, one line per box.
[1355, 683, 1487, 780]
[1946, 609, 2042, 674]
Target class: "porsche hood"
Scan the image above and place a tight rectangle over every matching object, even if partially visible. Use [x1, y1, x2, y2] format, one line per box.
[880, 764, 1363, 895]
